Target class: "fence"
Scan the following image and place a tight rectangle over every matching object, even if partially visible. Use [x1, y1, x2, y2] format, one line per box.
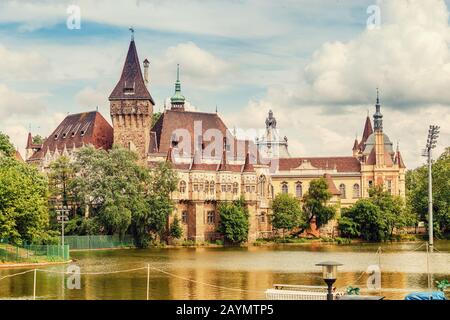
[0, 241, 69, 263]
[63, 235, 135, 250]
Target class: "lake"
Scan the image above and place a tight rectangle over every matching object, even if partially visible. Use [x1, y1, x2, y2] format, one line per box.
[1, 241, 449, 300]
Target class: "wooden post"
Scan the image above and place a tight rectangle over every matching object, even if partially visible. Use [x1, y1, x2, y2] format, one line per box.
[33, 269, 37, 300]
[146, 264, 150, 300]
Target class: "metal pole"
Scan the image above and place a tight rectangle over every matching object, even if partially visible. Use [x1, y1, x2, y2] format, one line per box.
[428, 149, 434, 253]
[33, 269, 37, 300]
[146, 264, 150, 300]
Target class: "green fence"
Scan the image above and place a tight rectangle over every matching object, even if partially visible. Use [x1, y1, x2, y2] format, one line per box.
[63, 235, 135, 250]
[0, 241, 69, 263]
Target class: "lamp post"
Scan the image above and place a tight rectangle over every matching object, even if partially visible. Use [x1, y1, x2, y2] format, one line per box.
[316, 261, 343, 300]
[423, 125, 440, 253]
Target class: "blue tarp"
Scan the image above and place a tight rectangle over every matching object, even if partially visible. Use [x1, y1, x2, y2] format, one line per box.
[404, 292, 446, 300]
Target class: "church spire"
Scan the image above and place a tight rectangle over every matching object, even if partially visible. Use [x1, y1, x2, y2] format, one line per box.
[373, 88, 383, 131]
[170, 64, 186, 111]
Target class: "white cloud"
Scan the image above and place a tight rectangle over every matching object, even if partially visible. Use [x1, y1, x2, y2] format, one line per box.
[298, 0, 450, 107]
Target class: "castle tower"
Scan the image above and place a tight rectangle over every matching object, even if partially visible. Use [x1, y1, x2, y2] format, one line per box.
[109, 31, 154, 160]
[373, 89, 385, 166]
[170, 64, 186, 111]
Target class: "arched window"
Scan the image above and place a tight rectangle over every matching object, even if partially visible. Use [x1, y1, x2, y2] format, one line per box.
[209, 181, 215, 194]
[233, 182, 239, 194]
[258, 175, 266, 197]
[353, 183, 360, 198]
[281, 182, 288, 194]
[339, 184, 346, 199]
[296, 182, 303, 198]
[179, 181, 186, 193]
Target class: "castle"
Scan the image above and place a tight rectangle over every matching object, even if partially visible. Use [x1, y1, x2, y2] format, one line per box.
[25, 36, 406, 241]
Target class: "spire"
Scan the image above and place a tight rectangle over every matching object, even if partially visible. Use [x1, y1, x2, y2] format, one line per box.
[217, 137, 229, 171]
[242, 152, 255, 173]
[170, 64, 186, 111]
[395, 142, 406, 168]
[109, 34, 154, 103]
[373, 88, 383, 131]
[352, 137, 359, 151]
[26, 132, 33, 149]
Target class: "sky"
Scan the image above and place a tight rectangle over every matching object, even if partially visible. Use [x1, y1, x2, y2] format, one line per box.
[0, 0, 449, 169]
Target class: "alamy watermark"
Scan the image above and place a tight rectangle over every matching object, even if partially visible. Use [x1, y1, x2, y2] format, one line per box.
[66, 5, 81, 30]
[367, 5, 381, 30]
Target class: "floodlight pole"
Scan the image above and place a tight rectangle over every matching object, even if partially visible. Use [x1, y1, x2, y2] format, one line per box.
[427, 149, 433, 253]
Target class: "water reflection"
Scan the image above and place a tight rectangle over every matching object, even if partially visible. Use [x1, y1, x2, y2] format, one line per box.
[1, 241, 449, 300]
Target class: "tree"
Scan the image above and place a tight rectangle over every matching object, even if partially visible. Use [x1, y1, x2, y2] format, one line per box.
[169, 216, 183, 239]
[339, 186, 412, 241]
[0, 157, 55, 244]
[32, 135, 45, 145]
[0, 132, 15, 158]
[271, 193, 304, 237]
[71, 145, 149, 237]
[218, 197, 249, 244]
[302, 178, 336, 230]
[48, 156, 75, 207]
[407, 148, 450, 237]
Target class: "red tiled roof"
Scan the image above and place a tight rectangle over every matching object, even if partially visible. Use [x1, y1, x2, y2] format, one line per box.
[395, 150, 406, 168]
[366, 146, 394, 166]
[152, 110, 230, 155]
[28, 111, 113, 161]
[242, 153, 255, 173]
[109, 40, 154, 104]
[278, 157, 361, 173]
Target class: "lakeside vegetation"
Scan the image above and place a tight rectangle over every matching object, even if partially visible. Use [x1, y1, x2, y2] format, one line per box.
[1, 131, 449, 253]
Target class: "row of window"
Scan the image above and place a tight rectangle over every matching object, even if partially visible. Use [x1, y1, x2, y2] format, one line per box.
[179, 181, 257, 194]
[280, 182, 362, 199]
[180, 211, 216, 224]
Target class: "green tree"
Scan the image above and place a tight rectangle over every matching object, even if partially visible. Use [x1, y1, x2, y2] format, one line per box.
[339, 186, 412, 241]
[407, 148, 450, 237]
[71, 145, 149, 237]
[131, 162, 178, 247]
[271, 193, 304, 237]
[0, 157, 54, 244]
[169, 216, 183, 239]
[218, 197, 249, 244]
[48, 156, 75, 207]
[0, 132, 15, 158]
[32, 135, 45, 145]
[302, 178, 336, 230]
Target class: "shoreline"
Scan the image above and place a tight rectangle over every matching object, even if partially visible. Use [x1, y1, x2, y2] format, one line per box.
[0, 260, 73, 269]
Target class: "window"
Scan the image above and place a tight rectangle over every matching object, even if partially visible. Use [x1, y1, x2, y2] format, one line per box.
[258, 175, 266, 197]
[296, 182, 303, 198]
[182, 211, 188, 224]
[209, 181, 215, 194]
[246, 185, 251, 193]
[339, 184, 346, 199]
[368, 180, 373, 189]
[251, 186, 256, 193]
[179, 181, 186, 193]
[281, 182, 288, 194]
[259, 213, 266, 223]
[193, 184, 199, 192]
[233, 182, 239, 194]
[353, 184, 360, 198]
[207, 211, 216, 224]
[198, 182, 203, 192]
[227, 184, 232, 192]
[204, 181, 209, 194]
[221, 184, 227, 192]
[387, 180, 392, 194]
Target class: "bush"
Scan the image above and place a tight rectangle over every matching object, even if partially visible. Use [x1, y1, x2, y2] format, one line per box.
[218, 197, 249, 244]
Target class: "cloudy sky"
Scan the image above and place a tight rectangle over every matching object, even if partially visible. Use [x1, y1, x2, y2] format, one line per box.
[0, 0, 449, 168]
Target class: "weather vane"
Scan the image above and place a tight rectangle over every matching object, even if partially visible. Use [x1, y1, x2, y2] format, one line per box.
[129, 26, 134, 40]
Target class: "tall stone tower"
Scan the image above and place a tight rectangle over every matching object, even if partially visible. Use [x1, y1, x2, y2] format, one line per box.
[109, 33, 154, 160]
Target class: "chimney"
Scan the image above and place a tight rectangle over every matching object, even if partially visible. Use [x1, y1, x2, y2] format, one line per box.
[143, 58, 150, 86]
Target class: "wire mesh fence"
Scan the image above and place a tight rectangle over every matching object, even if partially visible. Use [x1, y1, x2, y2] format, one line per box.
[0, 240, 69, 263]
[63, 235, 135, 250]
